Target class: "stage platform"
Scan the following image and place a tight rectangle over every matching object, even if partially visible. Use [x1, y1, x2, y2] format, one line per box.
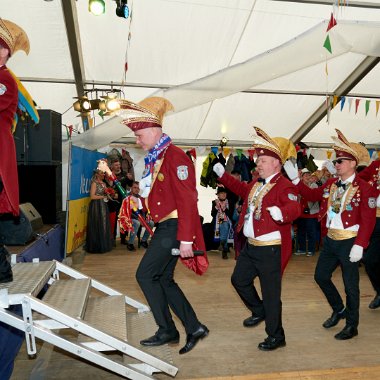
[10, 243, 380, 380]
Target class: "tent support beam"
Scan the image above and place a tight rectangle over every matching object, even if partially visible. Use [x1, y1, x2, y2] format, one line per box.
[61, 0, 88, 129]
[290, 56, 380, 144]
[270, 0, 380, 9]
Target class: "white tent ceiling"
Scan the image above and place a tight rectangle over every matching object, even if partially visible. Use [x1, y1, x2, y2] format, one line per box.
[3, 0, 380, 152]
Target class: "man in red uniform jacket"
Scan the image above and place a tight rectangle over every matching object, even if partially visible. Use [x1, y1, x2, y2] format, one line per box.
[0, 19, 29, 284]
[214, 127, 301, 351]
[284, 130, 377, 340]
[119, 96, 209, 355]
[0, 17, 30, 380]
[358, 159, 380, 309]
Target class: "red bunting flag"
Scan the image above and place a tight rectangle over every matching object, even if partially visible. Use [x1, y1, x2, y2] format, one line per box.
[355, 99, 360, 114]
[326, 13, 337, 32]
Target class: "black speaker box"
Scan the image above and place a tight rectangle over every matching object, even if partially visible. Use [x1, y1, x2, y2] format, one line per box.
[0, 203, 42, 245]
[14, 109, 62, 164]
[17, 164, 62, 224]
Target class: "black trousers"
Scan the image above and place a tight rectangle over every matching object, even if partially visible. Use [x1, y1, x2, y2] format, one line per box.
[314, 236, 359, 327]
[136, 219, 199, 335]
[363, 218, 380, 295]
[231, 242, 284, 339]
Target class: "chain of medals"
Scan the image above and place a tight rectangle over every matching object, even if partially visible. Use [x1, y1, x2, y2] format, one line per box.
[330, 183, 352, 214]
[246, 182, 273, 221]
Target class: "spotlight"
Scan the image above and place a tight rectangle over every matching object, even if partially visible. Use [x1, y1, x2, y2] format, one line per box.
[73, 96, 92, 115]
[220, 137, 228, 147]
[89, 0, 105, 16]
[116, 0, 130, 19]
[100, 92, 121, 114]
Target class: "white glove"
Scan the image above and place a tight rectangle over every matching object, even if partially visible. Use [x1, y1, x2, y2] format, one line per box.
[213, 163, 225, 178]
[323, 160, 337, 175]
[349, 244, 363, 263]
[267, 206, 283, 222]
[283, 160, 299, 183]
[377, 196, 380, 208]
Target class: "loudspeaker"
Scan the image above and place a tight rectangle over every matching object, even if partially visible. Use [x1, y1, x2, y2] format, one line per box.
[14, 109, 62, 164]
[0, 203, 42, 245]
[17, 165, 62, 224]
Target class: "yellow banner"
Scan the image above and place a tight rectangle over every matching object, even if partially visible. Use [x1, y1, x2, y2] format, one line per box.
[66, 198, 90, 254]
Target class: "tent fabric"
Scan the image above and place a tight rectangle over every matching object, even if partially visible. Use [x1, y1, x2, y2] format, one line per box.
[2, 0, 380, 152]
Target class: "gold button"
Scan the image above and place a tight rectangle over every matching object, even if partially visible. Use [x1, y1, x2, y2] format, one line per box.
[157, 202, 161, 205]
[193, 235, 196, 239]
[155, 214, 158, 218]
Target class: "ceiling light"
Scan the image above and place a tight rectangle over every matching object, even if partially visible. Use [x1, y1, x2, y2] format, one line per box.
[116, 0, 129, 19]
[220, 137, 228, 147]
[100, 93, 121, 114]
[89, 0, 105, 16]
[73, 96, 92, 116]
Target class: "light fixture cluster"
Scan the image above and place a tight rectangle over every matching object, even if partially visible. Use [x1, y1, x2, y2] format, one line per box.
[73, 91, 121, 117]
[88, 0, 130, 19]
[220, 137, 229, 147]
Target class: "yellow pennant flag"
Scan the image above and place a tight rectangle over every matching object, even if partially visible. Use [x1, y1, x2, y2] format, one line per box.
[327, 150, 333, 159]
[223, 147, 230, 157]
[376, 100, 380, 117]
[333, 96, 339, 108]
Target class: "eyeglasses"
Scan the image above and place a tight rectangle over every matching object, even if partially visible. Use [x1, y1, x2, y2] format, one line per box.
[333, 158, 352, 165]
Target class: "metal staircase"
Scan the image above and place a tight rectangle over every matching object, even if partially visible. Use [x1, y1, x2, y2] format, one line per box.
[0, 260, 178, 380]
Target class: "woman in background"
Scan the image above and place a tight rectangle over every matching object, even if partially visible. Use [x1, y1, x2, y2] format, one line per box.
[85, 169, 113, 253]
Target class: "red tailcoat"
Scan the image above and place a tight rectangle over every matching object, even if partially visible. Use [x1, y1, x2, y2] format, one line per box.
[297, 176, 377, 248]
[219, 172, 301, 273]
[0, 65, 19, 215]
[146, 144, 208, 275]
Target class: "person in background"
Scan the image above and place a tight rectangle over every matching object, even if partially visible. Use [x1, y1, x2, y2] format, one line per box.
[295, 168, 320, 257]
[85, 169, 113, 253]
[119, 97, 209, 355]
[214, 127, 301, 351]
[211, 186, 234, 259]
[107, 158, 134, 245]
[357, 154, 380, 309]
[126, 181, 154, 251]
[284, 130, 377, 340]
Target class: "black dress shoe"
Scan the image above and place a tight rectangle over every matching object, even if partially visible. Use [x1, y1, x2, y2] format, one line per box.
[140, 331, 179, 346]
[258, 336, 286, 351]
[369, 294, 380, 309]
[127, 244, 136, 251]
[322, 308, 346, 328]
[140, 241, 149, 249]
[179, 324, 209, 354]
[243, 315, 265, 328]
[334, 325, 358, 340]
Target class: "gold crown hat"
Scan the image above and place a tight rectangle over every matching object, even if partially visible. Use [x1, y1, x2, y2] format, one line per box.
[331, 129, 360, 163]
[118, 97, 174, 132]
[0, 19, 30, 56]
[351, 143, 370, 167]
[251, 127, 296, 164]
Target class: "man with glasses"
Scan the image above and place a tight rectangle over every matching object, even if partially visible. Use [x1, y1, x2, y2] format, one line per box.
[284, 129, 377, 340]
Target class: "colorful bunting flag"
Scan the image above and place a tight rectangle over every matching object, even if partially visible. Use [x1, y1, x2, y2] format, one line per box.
[365, 100, 370, 116]
[340, 96, 346, 111]
[326, 12, 337, 32]
[327, 150, 333, 159]
[355, 99, 360, 114]
[236, 148, 243, 159]
[323, 35, 332, 53]
[348, 98, 353, 112]
[376, 101, 380, 117]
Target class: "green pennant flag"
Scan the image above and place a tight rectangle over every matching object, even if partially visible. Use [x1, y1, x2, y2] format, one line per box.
[365, 99, 370, 116]
[323, 35, 332, 54]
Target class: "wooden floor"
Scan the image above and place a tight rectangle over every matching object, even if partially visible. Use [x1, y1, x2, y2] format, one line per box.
[10, 243, 380, 380]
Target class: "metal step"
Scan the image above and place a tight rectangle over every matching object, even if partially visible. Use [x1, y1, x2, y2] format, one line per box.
[79, 295, 127, 345]
[0, 261, 56, 306]
[125, 311, 174, 365]
[34, 278, 91, 320]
